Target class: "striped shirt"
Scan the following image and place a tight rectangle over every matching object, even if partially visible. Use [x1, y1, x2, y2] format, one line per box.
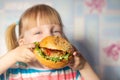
[0, 63, 84, 80]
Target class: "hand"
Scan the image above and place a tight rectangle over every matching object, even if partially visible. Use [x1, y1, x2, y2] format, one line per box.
[68, 51, 86, 70]
[11, 43, 36, 63]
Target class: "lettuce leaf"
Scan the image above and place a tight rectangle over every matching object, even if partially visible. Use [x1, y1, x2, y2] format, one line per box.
[34, 42, 70, 62]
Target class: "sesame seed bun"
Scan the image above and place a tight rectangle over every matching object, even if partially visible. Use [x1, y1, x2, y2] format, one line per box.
[33, 36, 74, 69]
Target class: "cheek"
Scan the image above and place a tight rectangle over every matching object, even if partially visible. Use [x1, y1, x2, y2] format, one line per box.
[25, 35, 43, 43]
[23, 37, 34, 44]
[23, 34, 37, 44]
[35, 35, 45, 42]
[23, 33, 41, 43]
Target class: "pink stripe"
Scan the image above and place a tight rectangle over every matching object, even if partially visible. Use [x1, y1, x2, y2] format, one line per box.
[81, 76, 85, 80]
[9, 72, 77, 80]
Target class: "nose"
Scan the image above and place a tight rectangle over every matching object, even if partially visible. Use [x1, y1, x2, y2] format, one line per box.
[42, 31, 53, 39]
[46, 31, 53, 36]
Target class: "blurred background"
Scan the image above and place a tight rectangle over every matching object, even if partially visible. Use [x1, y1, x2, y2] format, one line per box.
[0, 0, 120, 80]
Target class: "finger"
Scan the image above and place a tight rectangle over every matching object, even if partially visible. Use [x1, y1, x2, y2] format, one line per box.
[67, 55, 75, 68]
[25, 51, 36, 60]
[20, 56, 31, 63]
[24, 57, 32, 62]
[73, 57, 81, 69]
[24, 53, 35, 62]
[29, 53, 36, 61]
[73, 52, 77, 55]
[23, 43, 35, 49]
[73, 51, 80, 56]
[28, 44, 35, 51]
[70, 52, 81, 69]
[68, 59, 74, 67]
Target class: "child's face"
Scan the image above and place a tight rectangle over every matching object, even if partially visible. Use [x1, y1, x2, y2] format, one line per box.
[19, 24, 62, 45]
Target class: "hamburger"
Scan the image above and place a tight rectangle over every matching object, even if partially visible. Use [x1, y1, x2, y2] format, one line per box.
[33, 36, 74, 69]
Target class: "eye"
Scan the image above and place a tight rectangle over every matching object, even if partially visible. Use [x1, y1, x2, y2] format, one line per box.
[52, 30, 61, 33]
[34, 31, 42, 35]
[53, 30, 60, 33]
[51, 25, 62, 35]
[52, 30, 62, 36]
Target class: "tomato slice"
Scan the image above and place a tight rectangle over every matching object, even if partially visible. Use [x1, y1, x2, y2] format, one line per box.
[46, 49, 51, 56]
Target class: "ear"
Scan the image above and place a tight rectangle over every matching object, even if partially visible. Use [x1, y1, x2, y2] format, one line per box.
[18, 38, 24, 46]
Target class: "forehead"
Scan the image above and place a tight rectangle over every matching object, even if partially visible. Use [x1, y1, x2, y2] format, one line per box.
[29, 24, 62, 31]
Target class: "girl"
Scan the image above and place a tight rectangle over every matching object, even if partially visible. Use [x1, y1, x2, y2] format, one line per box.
[0, 4, 99, 80]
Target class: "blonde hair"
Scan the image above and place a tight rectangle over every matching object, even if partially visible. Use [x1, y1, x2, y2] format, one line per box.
[5, 4, 65, 51]
[5, 23, 18, 51]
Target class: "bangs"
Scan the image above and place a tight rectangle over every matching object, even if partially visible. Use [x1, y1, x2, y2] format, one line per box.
[20, 4, 63, 31]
